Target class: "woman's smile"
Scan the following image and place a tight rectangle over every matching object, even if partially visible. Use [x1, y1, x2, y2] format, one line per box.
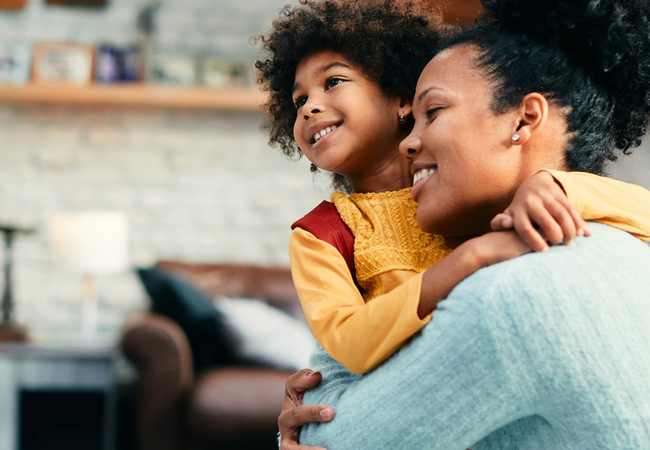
[411, 166, 437, 200]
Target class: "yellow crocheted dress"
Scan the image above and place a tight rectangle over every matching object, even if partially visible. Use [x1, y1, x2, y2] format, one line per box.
[332, 188, 455, 301]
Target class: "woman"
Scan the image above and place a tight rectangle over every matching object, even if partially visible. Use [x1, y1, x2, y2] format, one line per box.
[280, 0, 650, 448]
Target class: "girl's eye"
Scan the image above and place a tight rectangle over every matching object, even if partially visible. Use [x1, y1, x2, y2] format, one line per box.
[326, 77, 343, 90]
[294, 96, 307, 110]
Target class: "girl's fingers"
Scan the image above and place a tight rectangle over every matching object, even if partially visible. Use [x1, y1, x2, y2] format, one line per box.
[491, 213, 514, 231]
[553, 189, 590, 239]
[543, 199, 577, 246]
[569, 206, 591, 237]
[512, 209, 549, 252]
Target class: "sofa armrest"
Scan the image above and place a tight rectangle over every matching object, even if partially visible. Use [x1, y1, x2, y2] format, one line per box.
[121, 314, 194, 450]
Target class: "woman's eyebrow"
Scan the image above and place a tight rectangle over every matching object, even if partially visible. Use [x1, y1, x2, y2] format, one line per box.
[416, 86, 444, 104]
[292, 62, 352, 94]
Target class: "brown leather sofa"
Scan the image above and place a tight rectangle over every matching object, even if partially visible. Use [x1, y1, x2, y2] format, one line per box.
[121, 261, 303, 450]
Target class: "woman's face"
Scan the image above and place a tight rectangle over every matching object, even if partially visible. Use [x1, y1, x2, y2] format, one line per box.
[400, 45, 531, 237]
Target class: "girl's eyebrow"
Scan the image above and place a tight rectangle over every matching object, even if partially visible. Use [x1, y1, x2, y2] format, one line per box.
[292, 62, 352, 94]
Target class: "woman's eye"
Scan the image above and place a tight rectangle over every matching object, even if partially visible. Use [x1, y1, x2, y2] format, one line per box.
[426, 108, 441, 119]
[294, 96, 307, 110]
[326, 77, 343, 90]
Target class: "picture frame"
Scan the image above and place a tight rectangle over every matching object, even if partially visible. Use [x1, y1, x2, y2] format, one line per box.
[199, 58, 249, 89]
[0, 44, 31, 86]
[149, 53, 197, 87]
[32, 42, 94, 86]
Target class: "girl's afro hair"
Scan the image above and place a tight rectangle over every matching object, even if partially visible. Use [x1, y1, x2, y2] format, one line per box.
[255, 0, 454, 160]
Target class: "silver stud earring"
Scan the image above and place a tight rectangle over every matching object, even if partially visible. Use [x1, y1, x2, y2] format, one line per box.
[512, 133, 520, 142]
[399, 112, 406, 125]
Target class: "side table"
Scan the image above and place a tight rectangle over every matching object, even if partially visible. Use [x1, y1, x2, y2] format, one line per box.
[0, 341, 118, 450]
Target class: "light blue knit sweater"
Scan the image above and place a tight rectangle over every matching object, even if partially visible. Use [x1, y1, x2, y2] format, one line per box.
[301, 223, 650, 449]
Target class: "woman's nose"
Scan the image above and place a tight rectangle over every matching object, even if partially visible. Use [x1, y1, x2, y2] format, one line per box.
[399, 132, 421, 160]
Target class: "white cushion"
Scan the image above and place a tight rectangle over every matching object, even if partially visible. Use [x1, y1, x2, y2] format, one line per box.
[213, 297, 316, 371]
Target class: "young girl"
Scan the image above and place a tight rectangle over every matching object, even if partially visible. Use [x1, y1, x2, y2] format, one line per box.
[256, 0, 650, 375]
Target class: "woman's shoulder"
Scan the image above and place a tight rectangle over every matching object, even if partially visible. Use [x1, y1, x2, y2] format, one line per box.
[451, 224, 650, 317]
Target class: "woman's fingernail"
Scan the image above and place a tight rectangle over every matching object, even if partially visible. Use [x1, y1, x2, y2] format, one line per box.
[311, 370, 321, 376]
[320, 408, 332, 419]
[577, 229, 584, 237]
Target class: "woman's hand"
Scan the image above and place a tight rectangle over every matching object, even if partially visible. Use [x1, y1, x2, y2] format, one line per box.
[279, 369, 334, 450]
[491, 171, 591, 252]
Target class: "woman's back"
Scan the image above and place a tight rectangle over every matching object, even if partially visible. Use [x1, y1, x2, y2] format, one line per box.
[301, 223, 650, 449]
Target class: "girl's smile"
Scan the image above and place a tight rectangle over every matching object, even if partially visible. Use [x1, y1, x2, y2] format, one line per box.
[292, 50, 412, 193]
[308, 122, 339, 145]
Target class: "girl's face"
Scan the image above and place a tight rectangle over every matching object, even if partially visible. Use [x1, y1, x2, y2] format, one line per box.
[293, 50, 411, 193]
[400, 45, 531, 237]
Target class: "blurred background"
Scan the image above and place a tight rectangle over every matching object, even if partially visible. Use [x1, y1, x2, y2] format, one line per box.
[0, 0, 647, 449]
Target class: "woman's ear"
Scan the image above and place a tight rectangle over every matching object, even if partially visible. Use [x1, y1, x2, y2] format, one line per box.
[511, 93, 548, 146]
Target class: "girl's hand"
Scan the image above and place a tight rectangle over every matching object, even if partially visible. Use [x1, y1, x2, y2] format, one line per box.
[278, 369, 334, 450]
[418, 231, 532, 318]
[491, 171, 592, 252]
[468, 231, 533, 269]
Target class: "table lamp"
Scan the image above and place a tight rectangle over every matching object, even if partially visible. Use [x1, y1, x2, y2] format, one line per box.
[0, 224, 35, 341]
[50, 211, 129, 339]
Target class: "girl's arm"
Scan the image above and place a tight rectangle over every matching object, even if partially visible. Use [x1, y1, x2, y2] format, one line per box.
[492, 170, 650, 251]
[290, 228, 429, 374]
[290, 228, 531, 374]
[548, 169, 650, 241]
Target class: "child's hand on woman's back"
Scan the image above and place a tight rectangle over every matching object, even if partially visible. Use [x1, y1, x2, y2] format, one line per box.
[467, 231, 533, 269]
[491, 171, 592, 252]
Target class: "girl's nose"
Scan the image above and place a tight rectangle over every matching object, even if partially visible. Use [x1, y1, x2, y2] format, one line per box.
[399, 131, 421, 160]
[303, 95, 324, 119]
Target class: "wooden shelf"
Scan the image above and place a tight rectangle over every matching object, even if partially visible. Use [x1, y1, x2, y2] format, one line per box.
[0, 83, 266, 111]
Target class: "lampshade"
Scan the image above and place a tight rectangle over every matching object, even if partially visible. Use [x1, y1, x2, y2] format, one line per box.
[50, 211, 129, 274]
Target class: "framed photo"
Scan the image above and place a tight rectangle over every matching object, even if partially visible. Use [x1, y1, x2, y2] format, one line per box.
[149, 54, 197, 87]
[32, 42, 94, 86]
[0, 44, 31, 86]
[199, 58, 249, 89]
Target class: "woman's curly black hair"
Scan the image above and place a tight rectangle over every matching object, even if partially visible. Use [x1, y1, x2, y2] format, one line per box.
[441, 0, 650, 175]
[255, 0, 454, 191]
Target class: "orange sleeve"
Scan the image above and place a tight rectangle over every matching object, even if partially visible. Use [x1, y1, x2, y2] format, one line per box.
[289, 227, 429, 374]
[544, 170, 650, 242]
